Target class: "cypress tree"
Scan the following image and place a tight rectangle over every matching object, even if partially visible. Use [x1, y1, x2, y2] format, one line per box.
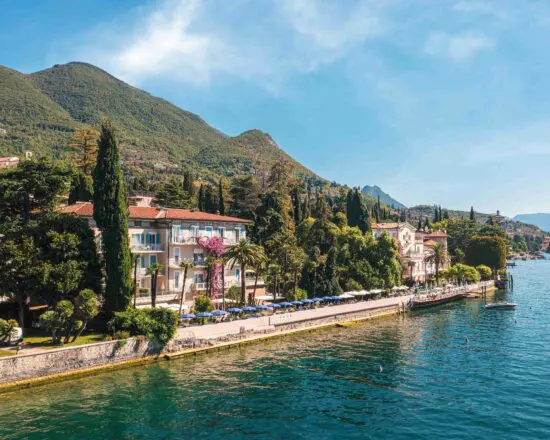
[198, 184, 205, 211]
[292, 187, 302, 225]
[302, 191, 311, 219]
[218, 179, 225, 215]
[92, 121, 132, 313]
[183, 171, 195, 197]
[346, 188, 371, 234]
[470, 206, 475, 221]
[204, 184, 217, 213]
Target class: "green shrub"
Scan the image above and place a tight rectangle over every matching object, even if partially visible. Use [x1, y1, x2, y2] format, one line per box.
[344, 279, 362, 292]
[285, 288, 308, 302]
[226, 285, 240, 302]
[143, 307, 178, 344]
[108, 307, 178, 345]
[476, 265, 492, 281]
[194, 295, 213, 313]
[0, 319, 18, 343]
[114, 330, 131, 340]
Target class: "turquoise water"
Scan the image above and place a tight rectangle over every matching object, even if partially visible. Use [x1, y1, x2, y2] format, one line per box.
[1, 260, 550, 439]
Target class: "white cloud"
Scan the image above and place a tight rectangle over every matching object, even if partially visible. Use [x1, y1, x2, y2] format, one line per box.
[424, 32, 495, 61]
[279, 0, 384, 51]
[99, 0, 240, 85]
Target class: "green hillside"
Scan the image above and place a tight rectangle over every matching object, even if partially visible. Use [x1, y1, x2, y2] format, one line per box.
[0, 66, 76, 158]
[0, 62, 319, 182]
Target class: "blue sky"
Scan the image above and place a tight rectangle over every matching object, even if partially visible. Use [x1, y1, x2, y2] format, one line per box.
[1, 0, 550, 216]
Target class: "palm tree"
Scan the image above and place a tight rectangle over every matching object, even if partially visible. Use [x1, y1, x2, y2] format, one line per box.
[425, 243, 446, 286]
[288, 247, 307, 300]
[178, 259, 194, 316]
[223, 239, 266, 305]
[205, 255, 216, 297]
[146, 263, 164, 308]
[249, 254, 267, 302]
[267, 263, 281, 300]
[406, 260, 415, 280]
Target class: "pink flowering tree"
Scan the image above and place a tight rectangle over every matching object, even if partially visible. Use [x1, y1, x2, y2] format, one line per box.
[198, 237, 225, 298]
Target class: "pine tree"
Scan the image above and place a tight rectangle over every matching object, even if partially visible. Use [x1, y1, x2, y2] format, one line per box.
[70, 127, 100, 175]
[218, 179, 225, 215]
[92, 121, 132, 313]
[470, 206, 475, 221]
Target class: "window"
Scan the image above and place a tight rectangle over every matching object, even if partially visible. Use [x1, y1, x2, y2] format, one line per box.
[194, 273, 204, 284]
[174, 271, 180, 289]
[150, 255, 157, 266]
[217, 227, 225, 237]
[174, 248, 181, 264]
[131, 234, 141, 246]
[235, 268, 241, 281]
[140, 279, 145, 288]
[193, 252, 204, 265]
[134, 221, 142, 227]
[235, 228, 241, 242]
[140, 256, 146, 268]
[206, 226, 213, 236]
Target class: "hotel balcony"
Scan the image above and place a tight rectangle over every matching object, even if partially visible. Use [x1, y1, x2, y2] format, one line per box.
[131, 243, 164, 252]
[171, 235, 239, 246]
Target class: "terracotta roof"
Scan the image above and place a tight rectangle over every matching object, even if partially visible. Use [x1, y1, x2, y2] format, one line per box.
[423, 239, 438, 247]
[426, 230, 447, 237]
[372, 223, 400, 229]
[0, 156, 18, 163]
[59, 202, 251, 223]
[165, 208, 251, 223]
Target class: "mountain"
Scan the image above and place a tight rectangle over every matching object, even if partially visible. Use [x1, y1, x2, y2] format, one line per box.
[0, 62, 318, 181]
[513, 214, 550, 233]
[362, 185, 406, 210]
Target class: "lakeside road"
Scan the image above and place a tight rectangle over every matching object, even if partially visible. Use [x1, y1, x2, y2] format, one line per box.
[0, 261, 547, 439]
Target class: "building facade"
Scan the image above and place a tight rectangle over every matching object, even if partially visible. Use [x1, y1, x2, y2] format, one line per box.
[60, 202, 261, 300]
[372, 222, 449, 282]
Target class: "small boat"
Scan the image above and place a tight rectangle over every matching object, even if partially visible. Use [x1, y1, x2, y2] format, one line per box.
[485, 303, 517, 310]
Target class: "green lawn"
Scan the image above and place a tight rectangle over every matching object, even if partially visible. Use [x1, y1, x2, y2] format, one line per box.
[22, 331, 105, 349]
[0, 349, 14, 357]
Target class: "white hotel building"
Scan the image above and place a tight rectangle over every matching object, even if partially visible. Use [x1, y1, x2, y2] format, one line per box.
[372, 222, 448, 282]
[60, 202, 256, 301]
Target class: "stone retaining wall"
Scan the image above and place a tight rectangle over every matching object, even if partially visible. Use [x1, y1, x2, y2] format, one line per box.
[0, 295, 413, 385]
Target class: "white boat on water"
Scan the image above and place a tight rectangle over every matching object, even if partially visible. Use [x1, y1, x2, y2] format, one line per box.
[485, 303, 518, 310]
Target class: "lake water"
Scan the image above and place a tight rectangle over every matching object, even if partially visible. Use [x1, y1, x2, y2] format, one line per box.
[1, 260, 550, 439]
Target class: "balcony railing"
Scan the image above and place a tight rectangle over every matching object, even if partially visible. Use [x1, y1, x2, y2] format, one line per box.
[171, 235, 237, 246]
[171, 236, 197, 245]
[131, 243, 164, 252]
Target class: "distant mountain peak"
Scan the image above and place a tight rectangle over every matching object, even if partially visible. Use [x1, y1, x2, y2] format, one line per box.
[513, 213, 550, 234]
[362, 185, 406, 210]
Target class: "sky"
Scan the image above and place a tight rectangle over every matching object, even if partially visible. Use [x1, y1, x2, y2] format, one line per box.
[1, 0, 550, 216]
